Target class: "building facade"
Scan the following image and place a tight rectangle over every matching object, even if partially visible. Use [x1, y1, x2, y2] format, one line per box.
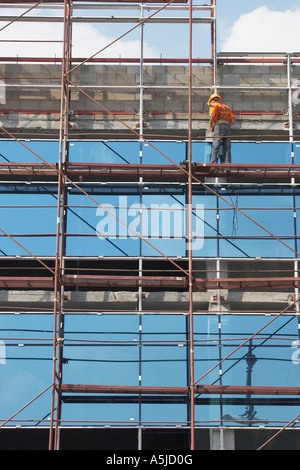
[0, 0, 300, 451]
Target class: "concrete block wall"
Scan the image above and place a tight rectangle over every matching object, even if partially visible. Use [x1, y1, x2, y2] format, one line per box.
[0, 63, 299, 136]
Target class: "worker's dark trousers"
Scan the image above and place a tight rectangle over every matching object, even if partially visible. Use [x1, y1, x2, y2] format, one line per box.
[210, 122, 232, 164]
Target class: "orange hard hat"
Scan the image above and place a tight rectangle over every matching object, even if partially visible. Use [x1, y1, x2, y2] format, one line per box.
[207, 93, 221, 105]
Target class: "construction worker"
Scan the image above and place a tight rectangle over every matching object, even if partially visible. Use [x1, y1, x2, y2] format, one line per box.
[207, 93, 235, 165]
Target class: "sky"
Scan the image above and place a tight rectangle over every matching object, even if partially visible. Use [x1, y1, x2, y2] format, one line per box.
[0, 1, 299, 58]
[219, 0, 300, 53]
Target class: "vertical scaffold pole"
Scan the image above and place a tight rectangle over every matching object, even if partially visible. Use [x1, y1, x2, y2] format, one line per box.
[288, 55, 298, 309]
[49, 0, 71, 451]
[188, 0, 195, 450]
[288, 54, 300, 338]
[211, 0, 217, 92]
[138, 3, 145, 451]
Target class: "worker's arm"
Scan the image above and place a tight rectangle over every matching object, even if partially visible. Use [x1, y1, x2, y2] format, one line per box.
[209, 113, 215, 131]
[229, 117, 235, 126]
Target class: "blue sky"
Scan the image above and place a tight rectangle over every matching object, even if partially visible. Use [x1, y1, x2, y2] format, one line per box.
[217, 0, 300, 22]
[0, 1, 300, 57]
[218, 1, 300, 53]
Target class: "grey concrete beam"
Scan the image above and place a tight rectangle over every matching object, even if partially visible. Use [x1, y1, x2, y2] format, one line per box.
[0, 289, 294, 314]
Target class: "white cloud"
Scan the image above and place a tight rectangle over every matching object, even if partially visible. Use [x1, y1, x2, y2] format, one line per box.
[72, 23, 157, 58]
[0, 9, 158, 58]
[222, 6, 300, 52]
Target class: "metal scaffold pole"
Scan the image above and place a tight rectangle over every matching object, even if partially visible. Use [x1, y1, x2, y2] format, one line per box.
[138, 2, 145, 451]
[49, 0, 72, 451]
[211, 0, 217, 91]
[188, 0, 195, 450]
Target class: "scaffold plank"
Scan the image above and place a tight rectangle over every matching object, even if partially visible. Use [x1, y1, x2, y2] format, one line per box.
[0, 0, 188, 3]
[1, 274, 300, 290]
[1, 162, 300, 181]
[60, 384, 300, 396]
[195, 385, 300, 396]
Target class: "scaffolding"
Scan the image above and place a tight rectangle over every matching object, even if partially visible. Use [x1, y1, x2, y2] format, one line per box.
[0, 0, 300, 451]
